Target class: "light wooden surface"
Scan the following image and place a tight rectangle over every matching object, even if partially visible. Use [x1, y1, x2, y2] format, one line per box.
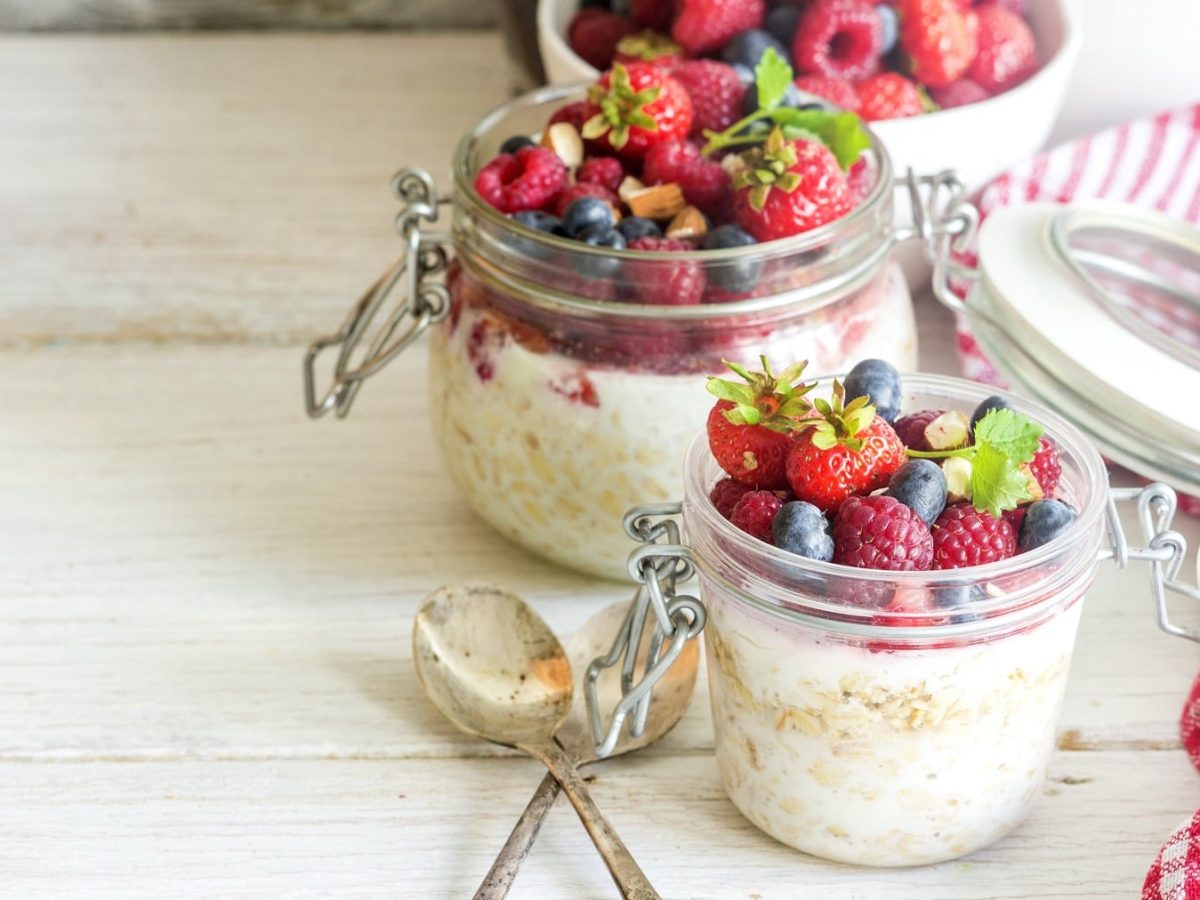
[1, 32, 1197, 900]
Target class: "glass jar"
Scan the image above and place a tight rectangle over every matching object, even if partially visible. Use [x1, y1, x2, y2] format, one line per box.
[586, 373, 1199, 867]
[305, 85, 918, 579]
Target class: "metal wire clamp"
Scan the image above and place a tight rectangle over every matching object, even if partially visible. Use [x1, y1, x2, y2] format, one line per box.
[304, 167, 451, 418]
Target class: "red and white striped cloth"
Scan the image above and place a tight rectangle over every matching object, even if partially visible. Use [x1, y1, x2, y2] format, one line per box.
[1143, 809, 1200, 900]
[955, 103, 1200, 516]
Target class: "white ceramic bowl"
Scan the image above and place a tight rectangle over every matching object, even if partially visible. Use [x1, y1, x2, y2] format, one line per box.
[537, 0, 1082, 192]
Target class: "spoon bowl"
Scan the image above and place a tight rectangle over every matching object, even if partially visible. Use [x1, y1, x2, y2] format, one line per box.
[413, 583, 573, 747]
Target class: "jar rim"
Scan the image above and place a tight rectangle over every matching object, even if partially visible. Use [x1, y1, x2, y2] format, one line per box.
[681, 372, 1111, 639]
[450, 82, 896, 319]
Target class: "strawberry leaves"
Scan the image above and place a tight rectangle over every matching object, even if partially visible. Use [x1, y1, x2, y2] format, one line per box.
[794, 379, 877, 452]
[583, 63, 663, 151]
[705, 357, 815, 433]
[699, 48, 870, 172]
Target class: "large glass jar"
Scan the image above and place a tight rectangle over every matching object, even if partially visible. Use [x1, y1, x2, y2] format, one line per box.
[427, 85, 916, 579]
[589, 374, 1199, 867]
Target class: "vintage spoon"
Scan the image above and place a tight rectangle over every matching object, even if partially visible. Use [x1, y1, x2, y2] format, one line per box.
[474, 601, 699, 899]
[413, 584, 660, 900]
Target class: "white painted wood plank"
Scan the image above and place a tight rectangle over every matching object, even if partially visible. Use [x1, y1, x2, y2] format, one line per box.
[0, 345, 1195, 761]
[1, 752, 1196, 898]
[0, 33, 509, 347]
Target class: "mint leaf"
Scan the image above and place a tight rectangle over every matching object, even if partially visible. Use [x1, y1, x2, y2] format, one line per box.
[753, 48, 793, 112]
[971, 443, 1033, 518]
[768, 108, 869, 170]
[974, 409, 1044, 465]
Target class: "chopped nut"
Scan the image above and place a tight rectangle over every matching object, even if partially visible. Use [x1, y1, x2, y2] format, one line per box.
[924, 410, 970, 450]
[626, 182, 687, 220]
[943, 457, 973, 501]
[665, 205, 707, 240]
[617, 175, 646, 204]
[1020, 464, 1045, 501]
[540, 122, 583, 169]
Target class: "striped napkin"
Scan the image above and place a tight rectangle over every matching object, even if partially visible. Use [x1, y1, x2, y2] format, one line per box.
[954, 104, 1200, 515]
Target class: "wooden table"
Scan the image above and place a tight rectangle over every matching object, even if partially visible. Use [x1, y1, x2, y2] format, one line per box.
[2, 31, 1197, 899]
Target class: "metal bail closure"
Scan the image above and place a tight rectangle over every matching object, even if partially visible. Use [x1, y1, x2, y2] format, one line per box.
[586, 503, 705, 759]
[1102, 483, 1200, 643]
[893, 168, 982, 314]
[303, 167, 452, 419]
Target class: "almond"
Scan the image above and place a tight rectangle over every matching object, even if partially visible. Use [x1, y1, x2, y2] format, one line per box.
[540, 122, 583, 170]
[618, 175, 646, 205]
[626, 183, 687, 220]
[943, 458, 973, 503]
[665, 205, 707, 241]
[924, 410, 970, 451]
[1020, 464, 1045, 502]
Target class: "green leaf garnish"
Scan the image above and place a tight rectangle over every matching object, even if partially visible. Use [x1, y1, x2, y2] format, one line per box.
[753, 47, 793, 112]
[769, 108, 870, 171]
[971, 444, 1035, 518]
[973, 408, 1043, 465]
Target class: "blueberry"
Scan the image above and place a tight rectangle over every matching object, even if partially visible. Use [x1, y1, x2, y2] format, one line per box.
[702, 224, 761, 293]
[742, 80, 825, 116]
[764, 5, 802, 46]
[499, 135, 536, 155]
[934, 583, 986, 623]
[512, 210, 564, 235]
[772, 501, 834, 562]
[844, 358, 903, 423]
[1019, 500, 1077, 551]
[562, 196, 615, 238]
[616, 216, 662, 242]
[730, 62, 756, 86]
[722, 29, 791, 70]
[885, 459, 947, 526]
[572, 225, 626, 278]
[876, 4, 899, 56]
[969, 395, 1012, 438]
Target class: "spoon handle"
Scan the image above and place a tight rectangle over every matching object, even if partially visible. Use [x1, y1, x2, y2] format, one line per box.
[472, 770, 561, 900]
[525, 740, 661, 900]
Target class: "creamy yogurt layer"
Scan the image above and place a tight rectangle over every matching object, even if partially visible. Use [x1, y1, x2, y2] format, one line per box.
[703, 587, 1083, 866]
[429, 263, 916, 578]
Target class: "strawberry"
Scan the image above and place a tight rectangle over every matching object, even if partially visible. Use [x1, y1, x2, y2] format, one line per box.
[897, 0, 978, 88]
[547, 100, 594, 132]
[732, 128, 852, 242]
[672, 0, 766, 58]
[568, 9, 637, 72]
[671, 60, 748, 138]
[705, 358, 816, 490]
[968, 5, 1037, 93]
[613, 30, 684, 69]
[929, 77, 990, 109]
[582, 63, 694, 161]
[642, 139, 733, 219]
[856, 72, 925, 121]
[785, 379, 907, 512]
[793, 75, 861, 111]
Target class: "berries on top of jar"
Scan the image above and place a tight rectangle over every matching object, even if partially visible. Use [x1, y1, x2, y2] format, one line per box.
[566, 0, 1039, 122]
[471, 50, 874, 304]
[705, 358, 1078, 579]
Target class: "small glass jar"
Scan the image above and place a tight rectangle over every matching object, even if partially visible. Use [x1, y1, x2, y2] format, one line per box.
[587, 373, 1199, 867]
[305, 85, 918, 579]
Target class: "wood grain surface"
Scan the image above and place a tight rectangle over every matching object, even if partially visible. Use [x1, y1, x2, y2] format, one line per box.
[1, 31, 1198, 900]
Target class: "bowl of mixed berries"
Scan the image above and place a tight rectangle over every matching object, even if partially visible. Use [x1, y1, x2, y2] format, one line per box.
[539, 0, 1081, 188]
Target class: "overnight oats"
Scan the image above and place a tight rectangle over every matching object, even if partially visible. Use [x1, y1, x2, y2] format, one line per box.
[676, 362, 1109, 865]
[429, 51, 919, 577]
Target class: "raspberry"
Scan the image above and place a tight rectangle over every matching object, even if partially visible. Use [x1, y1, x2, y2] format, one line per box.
[568, 9, 636, 71]
[466, 315, 509, 382]
[673, 0, 766, 57]
[671, 61, 748, 138]
[730, 490, 785, 543]
[1029, 437, 1061, 496]
[929, 78, 990, 109]
[893, 408, 944, 451]
[856, 73, 925, 121]
[548, 100, 593, 132]
[577, 156, 625, 193]
[897, 0, 978, 88]
[931, 503, 1016, 569]
[733, 136, 852, 242]
[549, 182, 620, 217]
[792, 0, 883, 81]
[832, 495, 935, 571]
[793, 75, 861, 111]
[968, 5, 1037, 93]
[625, 237, 706, 305]
[1002, 505, 1026, 535]
[710, 477, 753, 519]
[642, 139, 733, 220]
[474, 147, 568, 214]
[630, 0, 674, 33]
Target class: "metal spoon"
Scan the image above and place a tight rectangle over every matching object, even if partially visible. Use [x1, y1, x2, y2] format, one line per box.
[474, 601, 699, 899]
[413, 584, 661, 900]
